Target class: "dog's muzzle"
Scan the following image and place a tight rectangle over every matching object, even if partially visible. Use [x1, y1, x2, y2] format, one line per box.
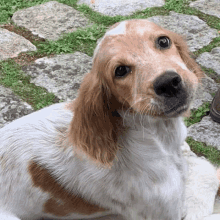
[153, 71, 189, 116]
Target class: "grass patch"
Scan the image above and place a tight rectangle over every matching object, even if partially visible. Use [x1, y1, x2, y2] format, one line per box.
[0, 60, 60, 110]
[66, 0, 169, 26]
[194, 36, 220, 57]
[76, 3, 124, 26]
[0, 0, 52, 24]
[186, 137, 220, 166]
[201, 66, 220, 84]
[164, 0, 191, 13]
[164, 0, 220, 30]
[184, 102, 211, 127]
[184, 9, 220, 30]
[34, 24, 107, 57]
[77, 4, 170, 26]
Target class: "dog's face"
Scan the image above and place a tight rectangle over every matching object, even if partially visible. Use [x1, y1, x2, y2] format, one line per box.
[70, 19, 205, 165]
[92, 19, 204, 118]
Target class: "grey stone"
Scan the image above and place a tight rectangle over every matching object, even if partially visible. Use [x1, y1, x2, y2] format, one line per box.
[12, 1, 93, 41]
[190, 0, 220, 18]
[0, 28, 36, 61]
[77, 0, 165, 17]
[148, 12, 219, 51]
[187, 116, 220, 150]
[196, 47, 220, 76]
[0, 85, 33, 128]
[22, 52, 92, 101]
[192, 75, 220, 110]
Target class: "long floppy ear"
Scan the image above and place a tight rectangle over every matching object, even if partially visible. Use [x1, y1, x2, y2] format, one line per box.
[68, 71, 122, 167]
[171, 32, 205, 83]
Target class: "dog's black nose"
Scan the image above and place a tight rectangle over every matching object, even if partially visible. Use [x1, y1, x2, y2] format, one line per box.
[153, 71, 182, 97]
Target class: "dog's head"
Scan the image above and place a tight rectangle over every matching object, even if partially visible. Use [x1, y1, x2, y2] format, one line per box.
[69, 19, 205, 166]
[93, 19, 204, 117]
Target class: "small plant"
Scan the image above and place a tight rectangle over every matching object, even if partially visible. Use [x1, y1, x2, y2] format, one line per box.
[164, 0, 190, 12]
[0, 60, 58, 110]
[184, 102, 211, 127]
[186, 137, 220, 166]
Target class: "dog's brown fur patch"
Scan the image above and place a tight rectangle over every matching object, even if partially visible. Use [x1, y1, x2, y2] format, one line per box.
[28, 161, 106, 216]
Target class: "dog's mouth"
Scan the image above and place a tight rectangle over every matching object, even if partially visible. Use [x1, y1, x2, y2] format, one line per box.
[164, 103, 189, 117]
[162, 86, 192, 117]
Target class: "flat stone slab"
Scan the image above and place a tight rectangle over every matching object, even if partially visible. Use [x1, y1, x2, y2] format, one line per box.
[77, 0, 165, 17]
[196, 47, 220, 76]
[0, 85, 33, 128]
[0, 28, 36, 61]
[12, 1, 92, 41]
[148, 12, 219, 51]
[187, 116, 220, 150]
[192, 75, 220, 110]
[190, 0, 220, 19]
[22, 52, 92, 101]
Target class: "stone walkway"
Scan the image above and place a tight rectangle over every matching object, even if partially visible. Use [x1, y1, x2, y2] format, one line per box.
[0, 0, 220, 219]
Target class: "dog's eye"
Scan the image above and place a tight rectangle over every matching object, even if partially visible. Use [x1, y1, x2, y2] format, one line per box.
[115, 66, 131, 78]
[157, 36, 171, 49]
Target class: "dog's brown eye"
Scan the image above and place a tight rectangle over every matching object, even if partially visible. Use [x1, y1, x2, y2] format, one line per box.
[157, 36, 171, 49]
[115, 66, 131, 78]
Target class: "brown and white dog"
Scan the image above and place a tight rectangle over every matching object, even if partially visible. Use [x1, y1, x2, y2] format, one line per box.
[0, 19, 219, 220]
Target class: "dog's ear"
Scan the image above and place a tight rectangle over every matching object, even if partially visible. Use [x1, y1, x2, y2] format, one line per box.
[171, 32, 205, 83]
[68, 71, 122, 168]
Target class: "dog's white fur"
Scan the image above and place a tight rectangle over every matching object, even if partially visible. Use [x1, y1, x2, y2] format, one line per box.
[0, 19, 219, 220]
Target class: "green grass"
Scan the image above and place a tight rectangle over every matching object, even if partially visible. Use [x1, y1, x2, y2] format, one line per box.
[186, 137, 220, 166]
[34, 24, 107, 57]
[184, 102, 211, 127]
[164, 0, 191, 13]
[0, 0, 51, 24]
[0, 60, 60, 110]
[194, 36, 220, 57]
[201, 66, 220, 84]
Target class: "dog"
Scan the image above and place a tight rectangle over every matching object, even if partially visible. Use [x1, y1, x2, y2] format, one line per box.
[0, 19, 219, 220]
